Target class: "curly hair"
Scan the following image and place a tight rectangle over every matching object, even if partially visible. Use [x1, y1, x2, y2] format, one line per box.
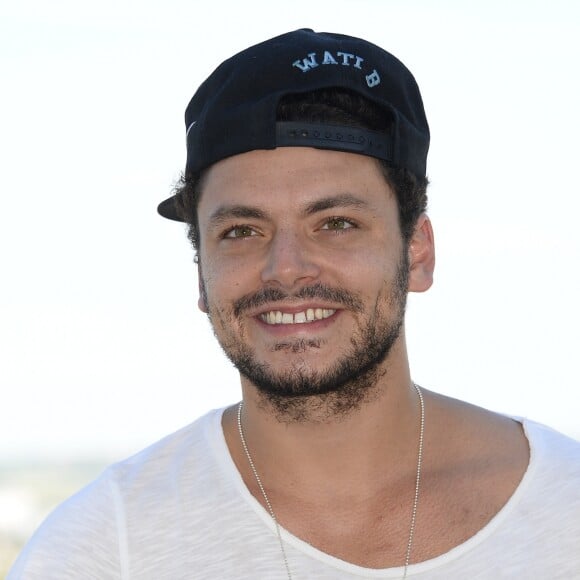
[173, 88, 428, 252]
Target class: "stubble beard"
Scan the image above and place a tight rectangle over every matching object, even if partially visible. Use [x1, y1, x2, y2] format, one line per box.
[201, 252, 409, 422]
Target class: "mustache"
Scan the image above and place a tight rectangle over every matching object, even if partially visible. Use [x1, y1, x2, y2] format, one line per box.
[233, 283, 364, 317]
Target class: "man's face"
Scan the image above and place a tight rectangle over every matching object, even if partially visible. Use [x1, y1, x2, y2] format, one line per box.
[196, 147, 415, 417]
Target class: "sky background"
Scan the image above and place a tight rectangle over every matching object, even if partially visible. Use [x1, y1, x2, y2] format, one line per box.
[1, 0, 579, 462]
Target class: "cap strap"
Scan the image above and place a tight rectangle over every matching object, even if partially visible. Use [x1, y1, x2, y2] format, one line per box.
[275, 122, 393, 161]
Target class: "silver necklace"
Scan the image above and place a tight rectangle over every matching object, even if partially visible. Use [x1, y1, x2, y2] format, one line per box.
[237, 383, 425, 580]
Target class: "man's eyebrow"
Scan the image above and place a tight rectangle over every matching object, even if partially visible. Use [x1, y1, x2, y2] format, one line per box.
[208, 205, 268, 227]
[303, 193, 369, 215]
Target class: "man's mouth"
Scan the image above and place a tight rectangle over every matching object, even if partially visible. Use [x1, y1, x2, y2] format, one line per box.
[259, 308, 336, 325]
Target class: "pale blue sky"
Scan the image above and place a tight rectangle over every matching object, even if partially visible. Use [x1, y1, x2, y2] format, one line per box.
[1, 0, 579, 460]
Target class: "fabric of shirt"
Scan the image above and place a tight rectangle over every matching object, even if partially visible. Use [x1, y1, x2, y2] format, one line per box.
[8, 408, 580, 579]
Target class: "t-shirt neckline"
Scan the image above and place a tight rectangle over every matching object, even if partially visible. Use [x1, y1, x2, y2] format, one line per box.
[209, 408, 539, 577]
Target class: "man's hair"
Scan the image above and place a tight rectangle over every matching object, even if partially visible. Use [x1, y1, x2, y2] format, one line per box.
[174, 88, 428, 252]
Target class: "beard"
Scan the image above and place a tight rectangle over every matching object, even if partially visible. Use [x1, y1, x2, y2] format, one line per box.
[201, 251, 409, 421]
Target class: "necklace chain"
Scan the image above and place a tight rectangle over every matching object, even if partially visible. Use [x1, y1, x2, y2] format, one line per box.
[237, 383, 425, 580]
[403, 382, 425, 578]
[237, 401, 293, 579]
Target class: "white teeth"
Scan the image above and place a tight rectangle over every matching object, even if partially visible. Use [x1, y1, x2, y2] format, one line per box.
[260, 308, 336, 325]
[294, 312, 307, 324]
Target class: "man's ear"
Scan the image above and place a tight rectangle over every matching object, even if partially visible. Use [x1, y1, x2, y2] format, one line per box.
[407, 214, 435, 293]
[197, 259, 208, 313]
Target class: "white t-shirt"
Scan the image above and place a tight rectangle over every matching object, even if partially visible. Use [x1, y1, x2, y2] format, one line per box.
[8, 409, 580, 579]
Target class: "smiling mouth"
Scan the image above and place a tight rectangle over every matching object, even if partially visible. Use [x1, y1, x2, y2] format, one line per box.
[260, 308, 336, 325]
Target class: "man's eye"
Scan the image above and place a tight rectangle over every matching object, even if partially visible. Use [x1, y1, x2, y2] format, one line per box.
[321, 217, 356, 231]
[223, 225, 256, 239]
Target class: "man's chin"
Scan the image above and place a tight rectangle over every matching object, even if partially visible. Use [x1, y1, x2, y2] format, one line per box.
[234, 354, 385, 420]
[241, 365, 339, 399]
[247, 368, 385, 423]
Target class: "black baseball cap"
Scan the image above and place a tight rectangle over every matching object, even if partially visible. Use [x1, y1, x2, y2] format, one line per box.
[158, 28, 429, 221]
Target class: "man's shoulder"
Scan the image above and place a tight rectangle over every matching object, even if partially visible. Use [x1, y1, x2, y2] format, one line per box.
[8, 407, 229, 579]
[111, 406, 225, 485]
[523, 418, 580, 450]
[522, 418, 580, 484]
[425, 393, 580, 520]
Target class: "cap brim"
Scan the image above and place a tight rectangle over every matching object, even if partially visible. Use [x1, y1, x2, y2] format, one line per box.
[157, 196, 185, 222]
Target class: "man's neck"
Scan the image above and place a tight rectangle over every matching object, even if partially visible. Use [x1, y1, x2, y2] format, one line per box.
[223, 360, 421, 499]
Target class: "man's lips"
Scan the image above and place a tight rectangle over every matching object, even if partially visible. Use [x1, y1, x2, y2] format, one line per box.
[259, 307, 337, 326]
[233, 284, 364, 319]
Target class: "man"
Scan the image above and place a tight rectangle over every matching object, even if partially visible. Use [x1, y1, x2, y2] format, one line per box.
[9, 29, 580, 579]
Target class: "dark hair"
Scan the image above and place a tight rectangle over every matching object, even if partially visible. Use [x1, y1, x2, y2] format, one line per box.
[174, 88, 428, 252]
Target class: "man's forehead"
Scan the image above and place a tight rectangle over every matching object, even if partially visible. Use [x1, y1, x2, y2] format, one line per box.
[200, 146, 388, 196]
[196, 147, 396, 226]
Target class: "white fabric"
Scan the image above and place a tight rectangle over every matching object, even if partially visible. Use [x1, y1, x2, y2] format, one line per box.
[8, 409, 580, 579]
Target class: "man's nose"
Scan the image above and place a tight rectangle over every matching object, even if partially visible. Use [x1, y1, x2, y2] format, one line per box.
[260, 231, 321, 289]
